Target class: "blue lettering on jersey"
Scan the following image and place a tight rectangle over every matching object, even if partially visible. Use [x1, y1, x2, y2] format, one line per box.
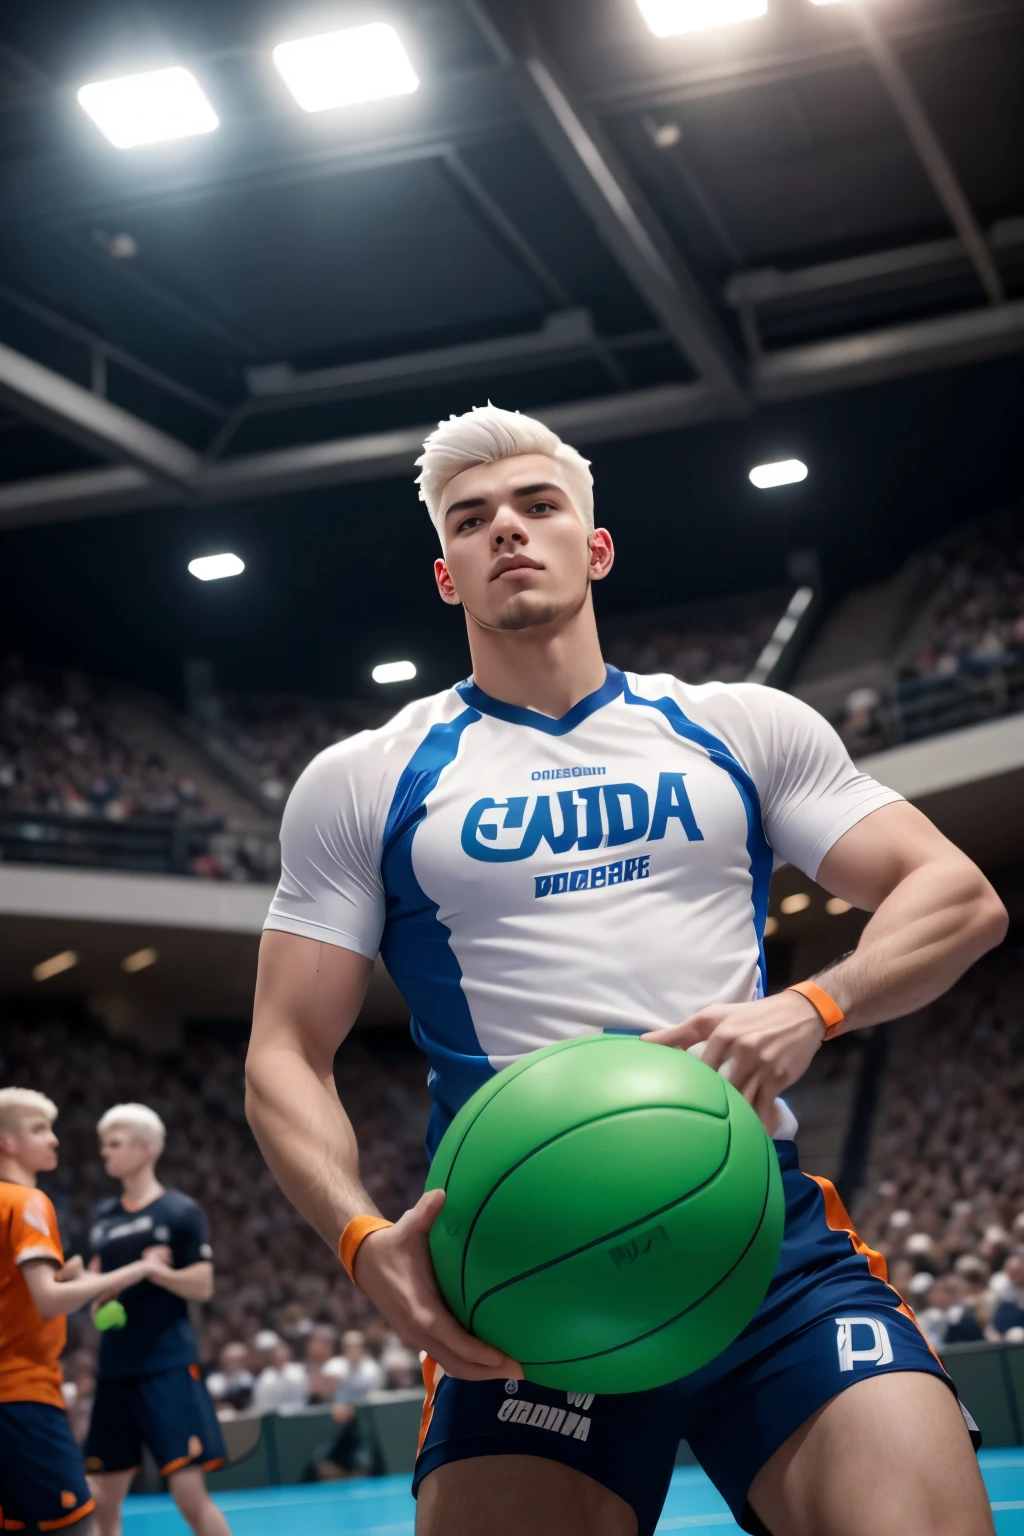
[461, 772, 702, 864]
[530, 766, 607, 781]
[534, 854, 651, 897]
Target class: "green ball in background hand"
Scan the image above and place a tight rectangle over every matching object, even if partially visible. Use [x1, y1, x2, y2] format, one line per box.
[94, 1300, 127, 1332]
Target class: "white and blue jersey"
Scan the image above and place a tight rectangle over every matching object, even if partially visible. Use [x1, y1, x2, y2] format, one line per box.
[265, 665, 900, 1157]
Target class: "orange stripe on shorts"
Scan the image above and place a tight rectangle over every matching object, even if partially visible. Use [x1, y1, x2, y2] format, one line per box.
[805, 1173, 943, 1365]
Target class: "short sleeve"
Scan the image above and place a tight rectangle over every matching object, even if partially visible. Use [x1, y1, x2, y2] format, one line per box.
[730, 685, 903, 879]
[263, 737, 387, 959]
[173, 1201, 211, 1267]
[11, 1190, 63, 1268]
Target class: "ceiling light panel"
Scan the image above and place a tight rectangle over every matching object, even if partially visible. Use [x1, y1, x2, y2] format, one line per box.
[273, 24, 419, 113]
[637, 0, 768, 39]
[78, 67, 218, 149]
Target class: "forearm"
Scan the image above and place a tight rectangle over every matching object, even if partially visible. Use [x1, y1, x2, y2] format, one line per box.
[26, 1266, 137, 1319]
[245, 1041, 378, 1250]
[814, 857, 1006, 1032]
[148, 1262, 214, 1302]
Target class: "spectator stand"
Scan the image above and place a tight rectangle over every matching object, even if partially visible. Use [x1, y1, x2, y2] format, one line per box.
[831, 511, 1024, 754]
[599, 587, 797, 688]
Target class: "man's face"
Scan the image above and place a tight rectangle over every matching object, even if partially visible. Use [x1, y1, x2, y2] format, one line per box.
[434, 453, 613, 635]
[99, 1126, 153, 1182]
[0, 1113, 58, 1174]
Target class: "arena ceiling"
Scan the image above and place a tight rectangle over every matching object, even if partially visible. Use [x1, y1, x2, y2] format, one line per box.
[0, 0, 1022, 533]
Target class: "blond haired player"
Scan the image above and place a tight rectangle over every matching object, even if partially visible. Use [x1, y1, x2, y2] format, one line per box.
[247, 405, 1006, 1536]
[0, 1088, 159, 1534]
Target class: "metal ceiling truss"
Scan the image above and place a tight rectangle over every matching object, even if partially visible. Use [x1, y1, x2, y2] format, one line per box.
[0, 0, 1022, 530]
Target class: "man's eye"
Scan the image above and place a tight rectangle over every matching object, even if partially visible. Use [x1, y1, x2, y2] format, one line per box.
[528, 501, 555, 514]
[457, 516, 482, 533]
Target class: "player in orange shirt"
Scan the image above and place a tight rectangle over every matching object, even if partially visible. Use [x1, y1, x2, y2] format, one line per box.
[0, 1088, 168, 1534]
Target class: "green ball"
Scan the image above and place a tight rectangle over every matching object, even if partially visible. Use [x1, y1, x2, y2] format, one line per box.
[94, 1300, 127, 1332]
[427, 1034, 784, 1394]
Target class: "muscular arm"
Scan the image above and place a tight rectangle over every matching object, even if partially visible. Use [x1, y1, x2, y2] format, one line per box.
[645, 802, 1007, 1122]
[246, 930, 378, 1245]
[246, 929, 520, 1380]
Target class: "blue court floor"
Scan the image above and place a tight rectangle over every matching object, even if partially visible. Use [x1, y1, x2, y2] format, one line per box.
[121, 1450, 1024, 1535]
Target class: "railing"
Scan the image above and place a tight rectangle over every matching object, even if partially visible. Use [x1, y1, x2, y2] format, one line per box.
[0, 808, 280, 881]
[842, 660, 1024, 755]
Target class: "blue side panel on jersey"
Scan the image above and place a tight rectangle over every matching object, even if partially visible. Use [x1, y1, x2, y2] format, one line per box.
[456, 665, 624, 736]
[379, 707, 494, 1160]
[621, 680, 773, 995]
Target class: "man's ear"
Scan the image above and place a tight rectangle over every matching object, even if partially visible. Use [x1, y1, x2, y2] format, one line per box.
[434, 558, 462, 607]
[588, 528, 615, 583]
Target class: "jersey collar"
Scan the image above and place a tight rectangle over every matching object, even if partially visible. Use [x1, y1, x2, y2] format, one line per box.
[455, 665, 624, 736]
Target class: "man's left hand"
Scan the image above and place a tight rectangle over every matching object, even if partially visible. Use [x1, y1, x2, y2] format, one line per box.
[641, 991, 826, 1129]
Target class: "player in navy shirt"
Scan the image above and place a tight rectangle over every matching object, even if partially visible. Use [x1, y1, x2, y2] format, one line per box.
[84, 1104, 231, 1536]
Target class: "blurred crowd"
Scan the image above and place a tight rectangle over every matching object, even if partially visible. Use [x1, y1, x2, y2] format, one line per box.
[0, 1010, 430, 1432]
[0, 668, 208, 824]
[853, 932, 1024, 1351]
[603, 606, 779, 686]
[837, 521, 1024, 754]
[219, 695, 372, 805]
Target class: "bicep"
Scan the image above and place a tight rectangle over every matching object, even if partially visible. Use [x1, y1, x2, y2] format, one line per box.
[816, 801, 974, 910]
[19, 1257, 58, 1306]
[250, 930, 375, 1076]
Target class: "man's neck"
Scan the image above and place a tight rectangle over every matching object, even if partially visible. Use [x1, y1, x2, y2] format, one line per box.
[0, 1157, 36, 1188]
[466, 601, 607, 719]
[120, 1168, 164, 1210]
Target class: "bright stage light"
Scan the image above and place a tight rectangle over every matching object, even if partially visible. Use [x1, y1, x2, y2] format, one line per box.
[826, 898, 854, 915]
[122, 947, 159, 973]
[637, 0, 768, 39]
[372, 661, 417, 685]
[749, 459, 809, 489]
[188, 553, 245, 581]
[273, 24, 419, 113]
[32, 951, 79, 983]
[77, 67, 219, 149]
[780, 892, 811, 915]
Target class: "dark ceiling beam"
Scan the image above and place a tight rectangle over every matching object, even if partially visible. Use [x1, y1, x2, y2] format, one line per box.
[461, 0, 747, 406]
[4, 299, 1024, 531]
[0, 342, 200, 491]
[579, 0, 1024, 115]
[848, 4, 1005, 307]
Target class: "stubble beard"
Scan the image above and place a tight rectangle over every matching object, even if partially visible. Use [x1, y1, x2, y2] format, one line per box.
[468, 584, 588, 635]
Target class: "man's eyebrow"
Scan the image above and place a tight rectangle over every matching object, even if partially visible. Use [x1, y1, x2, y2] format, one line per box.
[443, 483, 561, 518]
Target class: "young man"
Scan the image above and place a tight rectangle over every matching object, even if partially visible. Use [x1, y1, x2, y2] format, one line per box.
[0, 1088, 158, 1535]
[84, 1105, 230, 1536]
[246, 405, 1007, 1536]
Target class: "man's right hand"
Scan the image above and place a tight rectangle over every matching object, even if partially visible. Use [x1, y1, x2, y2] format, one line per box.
[353, 1188, 523, 1382]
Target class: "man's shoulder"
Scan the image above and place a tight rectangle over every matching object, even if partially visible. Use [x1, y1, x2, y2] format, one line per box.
[0, 1181, 56, 1222]
[622, 671, 783, 727]
[297, 686, 469, 782]
[157, 1189, 203, 1220]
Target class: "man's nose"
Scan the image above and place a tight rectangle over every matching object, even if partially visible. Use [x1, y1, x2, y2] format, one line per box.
[491, 506, 528, 548]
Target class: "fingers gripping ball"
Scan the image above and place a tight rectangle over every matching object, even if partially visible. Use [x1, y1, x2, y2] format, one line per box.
[94, 1300, 127, 1332]
[427, 1035, 784, 1394]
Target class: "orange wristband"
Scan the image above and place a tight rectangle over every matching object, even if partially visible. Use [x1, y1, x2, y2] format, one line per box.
[338, 1215, 393, 1283]
[786, 979, 845, 1041]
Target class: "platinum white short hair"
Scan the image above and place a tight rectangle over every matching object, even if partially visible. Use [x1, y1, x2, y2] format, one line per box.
[98, 1102, 166, 1156]
[415, 404, 594, 544]
[0, 1087, 58, 1135]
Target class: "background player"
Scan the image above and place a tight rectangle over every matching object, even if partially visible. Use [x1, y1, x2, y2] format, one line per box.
[246, 405, 1006, 1536]
[0, 1087, 159, 1536]
[84, 1104, 231, 1536]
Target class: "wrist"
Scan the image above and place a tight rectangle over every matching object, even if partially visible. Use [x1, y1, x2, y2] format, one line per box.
[786, 979, 845, 1041]
[338, 1214, 394, 1284]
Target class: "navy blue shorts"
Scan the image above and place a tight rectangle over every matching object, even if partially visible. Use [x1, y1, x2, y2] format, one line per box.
[84, 1366, 225, 1479]
[414, 1142, 975, 1535]
[0, 1401, 93, 1531]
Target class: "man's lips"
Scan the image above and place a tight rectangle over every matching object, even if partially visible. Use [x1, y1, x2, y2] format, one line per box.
[491, 557, 543, 581]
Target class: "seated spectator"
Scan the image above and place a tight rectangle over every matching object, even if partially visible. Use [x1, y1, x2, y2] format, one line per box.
[332, 1331, 385, 1405]
[205, 1342, 255, 1416]
[252, 1339, 312, 1415]
[305, 1324, 347, 1404]
[988, 1249, 1024, 1339]
[918, 1276, 983, 1349]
